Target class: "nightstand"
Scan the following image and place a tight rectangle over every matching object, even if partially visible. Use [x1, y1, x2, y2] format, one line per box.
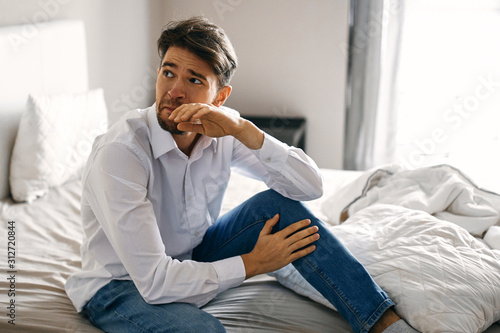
[243, 116, 306, 151]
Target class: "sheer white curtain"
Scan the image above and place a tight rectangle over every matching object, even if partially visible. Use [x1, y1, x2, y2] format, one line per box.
[393, 0, 500, 191]
[343, 0, 405, 170]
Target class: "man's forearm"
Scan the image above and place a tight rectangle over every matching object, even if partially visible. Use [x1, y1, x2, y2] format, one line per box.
[233, 119, 265, 150]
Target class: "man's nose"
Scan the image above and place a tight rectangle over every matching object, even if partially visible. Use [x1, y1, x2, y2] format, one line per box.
[168, 79, 186, 100]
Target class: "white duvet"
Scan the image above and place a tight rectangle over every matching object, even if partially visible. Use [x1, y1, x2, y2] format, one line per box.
[273, 165, 500, 333]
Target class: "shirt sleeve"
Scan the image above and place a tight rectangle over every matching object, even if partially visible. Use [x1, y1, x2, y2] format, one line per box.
[84, 143, 245, 307]
[231, 132, 324, 201]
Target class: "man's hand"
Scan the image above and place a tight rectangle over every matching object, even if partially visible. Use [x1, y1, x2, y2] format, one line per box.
[169, 103, 265, 149]
[240, 214, 319, 279]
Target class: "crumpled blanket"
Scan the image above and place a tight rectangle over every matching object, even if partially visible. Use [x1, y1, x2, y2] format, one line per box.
[270, 164, 500, 332]
[320, 164, 500, 248]
[272, 204, 500, 333]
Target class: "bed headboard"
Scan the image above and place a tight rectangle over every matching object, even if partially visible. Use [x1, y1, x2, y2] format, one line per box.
[0, 20, 89, 200]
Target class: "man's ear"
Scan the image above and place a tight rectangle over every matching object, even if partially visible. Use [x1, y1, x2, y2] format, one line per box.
[213, 85, 232, 107]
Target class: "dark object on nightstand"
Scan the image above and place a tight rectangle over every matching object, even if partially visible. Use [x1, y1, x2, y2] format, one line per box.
[243, 116, 306, 151]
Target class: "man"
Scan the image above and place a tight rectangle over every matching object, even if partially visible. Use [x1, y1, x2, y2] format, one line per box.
[66, 17, 417, 333]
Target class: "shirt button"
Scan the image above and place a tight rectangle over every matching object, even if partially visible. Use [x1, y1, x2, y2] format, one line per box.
[265, 157, 271, 163]
[187, 195, 193, 201]
[195, 232, 200, 237]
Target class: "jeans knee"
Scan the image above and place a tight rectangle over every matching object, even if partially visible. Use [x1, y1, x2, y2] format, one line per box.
[249, 189, 296, 208]
[248, 190, 313, 227]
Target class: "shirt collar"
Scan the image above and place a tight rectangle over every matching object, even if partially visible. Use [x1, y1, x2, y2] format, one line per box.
[147, 104, 217, 159]
[148, 104, 177, 159]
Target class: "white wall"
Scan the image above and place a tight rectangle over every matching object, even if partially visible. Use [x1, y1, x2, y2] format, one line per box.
[0, 0, 349, 168]
[0, 0, 161, 124]
[161, 0, 350, 168]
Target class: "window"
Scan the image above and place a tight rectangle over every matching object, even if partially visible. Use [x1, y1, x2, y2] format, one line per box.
[394, 0, 500, 190]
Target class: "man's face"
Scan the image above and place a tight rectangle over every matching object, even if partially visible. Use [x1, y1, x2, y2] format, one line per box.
[156, 46, 221, 134]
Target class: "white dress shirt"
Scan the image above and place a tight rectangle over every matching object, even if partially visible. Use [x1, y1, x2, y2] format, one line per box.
[65, 104, 323, 312]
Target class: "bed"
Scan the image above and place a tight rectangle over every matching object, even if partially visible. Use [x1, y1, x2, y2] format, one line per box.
[1, 20, 500, 333]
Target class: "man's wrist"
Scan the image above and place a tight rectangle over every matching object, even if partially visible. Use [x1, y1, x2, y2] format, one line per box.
[233, 119, 265, 150]
[240, 253, 259, 279]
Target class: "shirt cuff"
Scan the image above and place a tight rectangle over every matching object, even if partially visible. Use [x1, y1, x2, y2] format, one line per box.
[212, 256, 246, 293]
[253, 132, 289, 168]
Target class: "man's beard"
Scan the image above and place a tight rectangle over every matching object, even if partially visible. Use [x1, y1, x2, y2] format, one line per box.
[156, 99, 185, 135]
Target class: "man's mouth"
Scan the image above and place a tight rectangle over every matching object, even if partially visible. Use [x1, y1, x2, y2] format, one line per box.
[156, 102, 185, 134]
[162, 106, 174, 113]
[160, 103, 181, 117]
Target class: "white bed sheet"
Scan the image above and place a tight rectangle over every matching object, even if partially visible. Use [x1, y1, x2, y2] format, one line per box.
[0, 179, 100, 332]
[1, 169, 500, 332]
[0, 169, 359, 332]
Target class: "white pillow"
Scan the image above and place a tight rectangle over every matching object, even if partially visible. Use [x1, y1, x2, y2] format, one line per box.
[10, 89, 108, 203]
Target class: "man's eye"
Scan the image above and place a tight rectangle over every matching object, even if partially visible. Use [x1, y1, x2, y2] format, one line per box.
[163, 71, 173, 78]
[190, 78, 202, 84]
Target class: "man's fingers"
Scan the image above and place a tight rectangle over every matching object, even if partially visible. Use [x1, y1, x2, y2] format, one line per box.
[170, 104, 213, 122]
[260, 214, 280, 236]
[167, 104, 185, 120]
[286, 225, 319, 243]
[169, 104, 201, 122]
[176, 122, 202, 133]
[278, 219, 312, 238]
[289, 244, 316, 262]
[289, 233, 320, 253]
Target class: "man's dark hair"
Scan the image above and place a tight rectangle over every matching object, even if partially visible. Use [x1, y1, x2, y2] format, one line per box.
[157, 16, 238, 89]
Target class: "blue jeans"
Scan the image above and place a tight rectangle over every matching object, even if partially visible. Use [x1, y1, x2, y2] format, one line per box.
[83, 190, 394, 333]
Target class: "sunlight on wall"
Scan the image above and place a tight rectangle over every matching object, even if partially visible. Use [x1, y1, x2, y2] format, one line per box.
[394, 0, 500, 191]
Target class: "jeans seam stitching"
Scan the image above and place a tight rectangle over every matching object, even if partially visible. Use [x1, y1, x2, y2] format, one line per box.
[82, 308, 98, 327]
[110, 305, 151, 333]
[303, 257, 365, 329]
[361, 299, 394, 333]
